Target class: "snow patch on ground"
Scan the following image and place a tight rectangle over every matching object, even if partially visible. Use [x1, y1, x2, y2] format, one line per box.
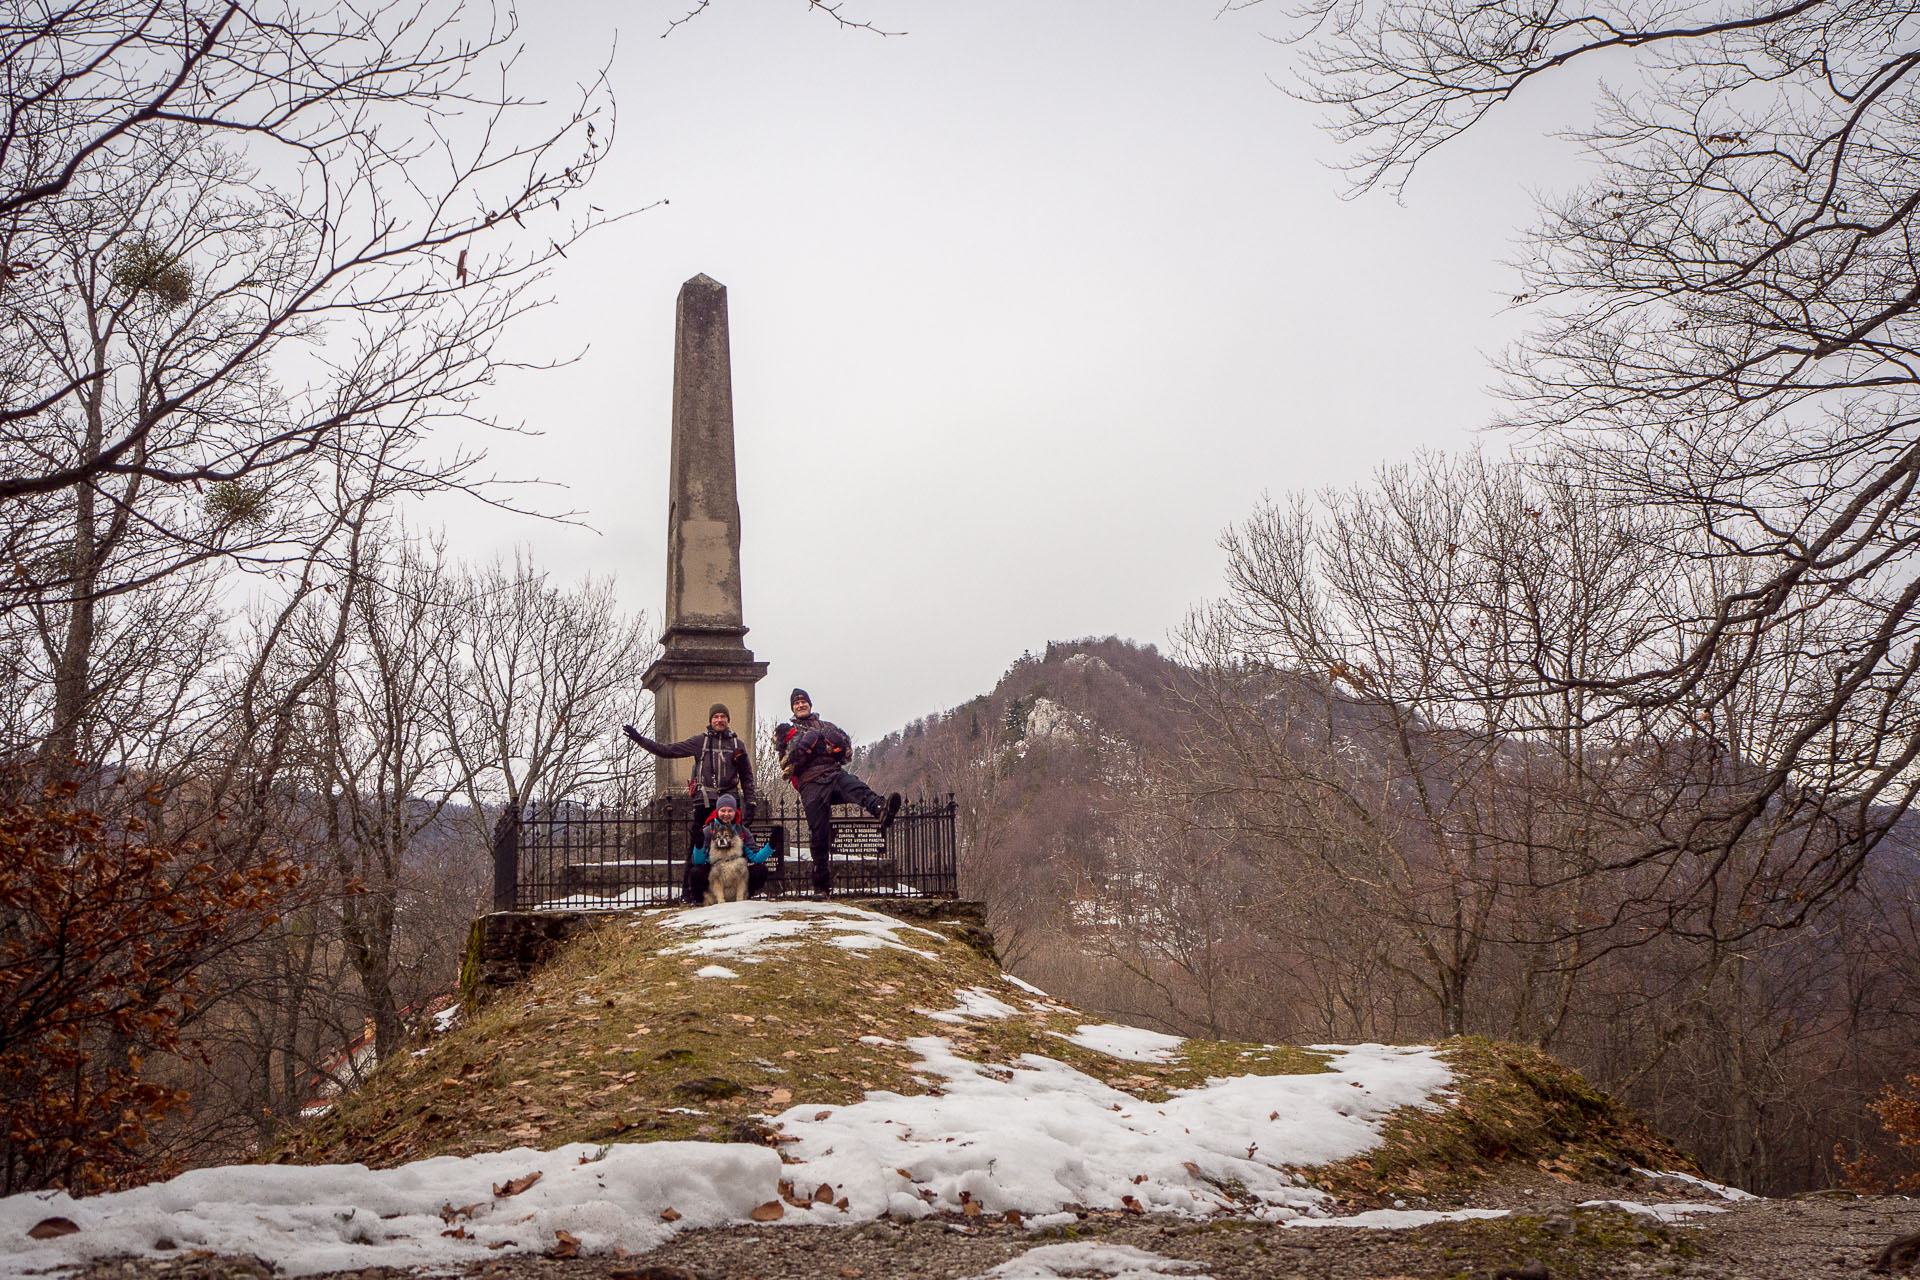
[694, 964, 740, 979]
[660, 900, 944, 961]
[1581, 1199, 1733, 1223]
[772, 1040, 1452, 1224]
[1286, 1198, 1735, 1231]
[920, 987, 1023, 1023]
[1288, 1207, 1512, 1229]
[0, 1142, 776, 1278]
[1058, 1024, 1186, 1063]
[969, 1242, 1211, 1278]
[1633, 1167, 1759, 1201]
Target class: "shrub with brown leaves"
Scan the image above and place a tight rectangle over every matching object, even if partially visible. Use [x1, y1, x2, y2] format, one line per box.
[0, 781, 297, 1193]
[1839, 1074, 1920, 1194]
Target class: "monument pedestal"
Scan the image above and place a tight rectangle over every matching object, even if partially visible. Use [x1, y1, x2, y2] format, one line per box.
[643, 635, 767, 793]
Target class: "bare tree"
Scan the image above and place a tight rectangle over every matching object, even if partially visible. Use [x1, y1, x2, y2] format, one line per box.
[1283, 0, 1920, 880]
[1063, 762, 1288, 1040]
[1172, 446, 1920, 1189]
[1182, 454, 1647, 1032]
[2, 0, 613, 598]
[299, 535, 464, 1062]
[4, 126, 282, 771]
[0, 0, 623, 1176]
[443, 551, 653, 838]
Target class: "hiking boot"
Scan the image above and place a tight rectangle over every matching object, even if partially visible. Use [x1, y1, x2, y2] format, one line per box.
[877, 792, 902, 836]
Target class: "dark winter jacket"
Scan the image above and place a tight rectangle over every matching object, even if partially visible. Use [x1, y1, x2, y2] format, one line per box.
[778, 713, 854, 787]
[628, 728, 753, 804]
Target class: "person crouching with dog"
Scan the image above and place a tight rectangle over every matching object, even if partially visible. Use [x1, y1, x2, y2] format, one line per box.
[621, 703, 756, 904]
[689, 795, 780, 905]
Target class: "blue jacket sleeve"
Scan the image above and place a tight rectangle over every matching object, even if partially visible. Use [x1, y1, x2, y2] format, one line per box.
[691, 845, 709, 865]
[746, 841, 773, 865]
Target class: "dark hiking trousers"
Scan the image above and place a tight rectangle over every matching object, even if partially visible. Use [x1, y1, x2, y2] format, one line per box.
[798, 771, 884, 893]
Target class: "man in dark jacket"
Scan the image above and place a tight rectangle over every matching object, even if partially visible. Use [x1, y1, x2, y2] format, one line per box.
[622, 704, 754, 816]
[775, 688, 900, 897]
[622, 704, 757, 902]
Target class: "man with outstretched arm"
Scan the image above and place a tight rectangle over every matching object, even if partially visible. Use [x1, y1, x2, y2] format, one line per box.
[774, 688, 901, 898]
[622, 703, 758, 903]
[622, 703, 754, 816]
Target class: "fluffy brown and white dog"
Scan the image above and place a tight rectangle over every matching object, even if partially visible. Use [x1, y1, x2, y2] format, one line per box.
[703, 823, 750, 905]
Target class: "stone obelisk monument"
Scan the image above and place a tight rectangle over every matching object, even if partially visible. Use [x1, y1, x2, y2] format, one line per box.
[642, 275, 768, 795]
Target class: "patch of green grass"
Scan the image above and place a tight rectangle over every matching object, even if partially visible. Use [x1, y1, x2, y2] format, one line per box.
[1181, 1209, 1694, 1280]
[1168, 1038, 1330, 1092]
[1411, 1208, 1698, 1280]
[1307, 1036, 1695, 1206]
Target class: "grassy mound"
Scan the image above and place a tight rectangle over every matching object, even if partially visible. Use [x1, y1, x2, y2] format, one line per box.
[1309, 1037, 1695, 1208]
[273, 902, 1692, 1208]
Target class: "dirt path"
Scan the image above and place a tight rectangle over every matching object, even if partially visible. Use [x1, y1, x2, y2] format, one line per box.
[59, 1187, 1920, 1280]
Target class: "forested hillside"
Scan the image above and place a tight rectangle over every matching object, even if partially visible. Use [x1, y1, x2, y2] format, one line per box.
[858, 636, 1920, 1197]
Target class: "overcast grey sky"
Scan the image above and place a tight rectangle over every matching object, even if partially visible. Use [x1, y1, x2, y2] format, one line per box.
[434, 0, 1588, 740]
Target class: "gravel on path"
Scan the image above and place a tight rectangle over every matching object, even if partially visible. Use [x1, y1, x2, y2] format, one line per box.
[52, 1185, 1920, 1280]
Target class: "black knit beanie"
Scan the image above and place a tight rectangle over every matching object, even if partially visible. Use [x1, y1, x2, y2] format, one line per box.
[790, 688, 810, 707]
[708, 702, 731, 719]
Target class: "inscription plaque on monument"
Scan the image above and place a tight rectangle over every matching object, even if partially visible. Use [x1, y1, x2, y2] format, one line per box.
[833, 824, 886, 857]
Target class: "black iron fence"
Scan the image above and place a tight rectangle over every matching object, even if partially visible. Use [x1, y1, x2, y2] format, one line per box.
[491, 793, 958, 911]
